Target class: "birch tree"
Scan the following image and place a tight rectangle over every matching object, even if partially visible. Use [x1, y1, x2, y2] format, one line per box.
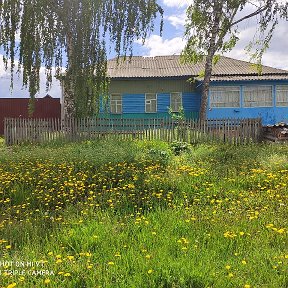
[181, 0, 288, 120]
[0, 0, 163, 117]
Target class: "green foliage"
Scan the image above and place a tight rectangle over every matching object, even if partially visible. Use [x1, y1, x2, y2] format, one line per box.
[170, 141, 190, 156]
[135, 139, 172, 166]
[146, 148, 170, 165]
[0, 1, 163, 116]
[168, 106, 185, 121]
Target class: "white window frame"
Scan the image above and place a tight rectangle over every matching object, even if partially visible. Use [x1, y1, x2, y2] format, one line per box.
[145, 93, 157, 113]
[276, 85, 288, 107]
[243, 85, 273, 108]
[170, 92, 182, 112]
[209, 86, 240, 108]
[110, 94, 122, 114]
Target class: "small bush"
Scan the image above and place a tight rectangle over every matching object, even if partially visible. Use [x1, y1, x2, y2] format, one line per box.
[170, 141, 190, 155]
[147, 148, 170, 164]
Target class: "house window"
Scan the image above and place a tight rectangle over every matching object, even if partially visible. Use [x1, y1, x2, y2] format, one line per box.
[170, 92, 182, 112]
[243, 86, 273, 107]
[276, 85, 288, 107]
[110, 94, 122, 114]
[210, 86, 240, 108]
[145, 93, 157, 113]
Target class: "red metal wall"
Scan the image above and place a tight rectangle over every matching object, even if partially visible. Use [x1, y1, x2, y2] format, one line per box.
[0, 97, 61, 135]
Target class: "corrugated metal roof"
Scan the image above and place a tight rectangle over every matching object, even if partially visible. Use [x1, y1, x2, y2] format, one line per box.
[107, 55, 288, 81]
[207, 75, 288, 82]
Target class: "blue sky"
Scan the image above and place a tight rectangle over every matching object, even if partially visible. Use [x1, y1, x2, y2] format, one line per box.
[1, 0, 288, 99]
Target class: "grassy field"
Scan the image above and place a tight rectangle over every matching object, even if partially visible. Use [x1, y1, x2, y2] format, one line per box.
[0, 138, 287, 288]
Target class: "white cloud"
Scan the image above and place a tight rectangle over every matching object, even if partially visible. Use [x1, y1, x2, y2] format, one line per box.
[162, 0, 192, 8]
[165, 12, 186, 28]
[136, 35, 186, 56]
[223, 18, 288, 70]
[224, 46, 288, 71]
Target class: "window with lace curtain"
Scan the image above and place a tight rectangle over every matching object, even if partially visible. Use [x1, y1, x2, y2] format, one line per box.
[243, 86, 273, 107]
[210, 86, 240, 108]
[145, 93, 157, 113]
[170, 92, 182, 112]
[276, 85, 288, 107]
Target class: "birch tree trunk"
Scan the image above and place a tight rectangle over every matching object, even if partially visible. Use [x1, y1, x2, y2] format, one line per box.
[199, 4, 221, 121]
[63, 73, 76, 119]
[63, 31, 76, 119]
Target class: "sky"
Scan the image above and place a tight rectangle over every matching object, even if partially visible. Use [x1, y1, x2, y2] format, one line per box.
[1, 0, 288, 99]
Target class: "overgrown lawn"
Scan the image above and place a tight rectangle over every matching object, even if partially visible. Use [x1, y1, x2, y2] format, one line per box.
[0, 140, 287, 288]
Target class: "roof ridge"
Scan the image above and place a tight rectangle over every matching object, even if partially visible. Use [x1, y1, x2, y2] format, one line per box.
[212, 72, 288, 76]
[220, 55, 288, 72]
[108, 54, 181, 60]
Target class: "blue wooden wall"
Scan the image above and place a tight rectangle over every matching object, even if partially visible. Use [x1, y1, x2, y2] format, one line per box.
[100, 92, 200, 119]
[206, 80, 288, 125]
[100, 79, 288, 125]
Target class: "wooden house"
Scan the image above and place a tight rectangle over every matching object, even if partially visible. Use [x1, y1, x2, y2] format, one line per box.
[61, 55, 288, 125]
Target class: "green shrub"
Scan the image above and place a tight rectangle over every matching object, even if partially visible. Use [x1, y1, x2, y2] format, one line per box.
[170, 141, 190, 155]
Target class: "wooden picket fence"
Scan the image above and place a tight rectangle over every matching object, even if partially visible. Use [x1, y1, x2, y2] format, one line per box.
[4, 117, 262, 146]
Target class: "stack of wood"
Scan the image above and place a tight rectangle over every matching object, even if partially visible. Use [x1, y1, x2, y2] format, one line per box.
[263, 122, 288, 142]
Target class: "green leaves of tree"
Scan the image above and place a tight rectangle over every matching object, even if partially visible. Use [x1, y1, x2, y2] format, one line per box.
[0, 0, 163, 116]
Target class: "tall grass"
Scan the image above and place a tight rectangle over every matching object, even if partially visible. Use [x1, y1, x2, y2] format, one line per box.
[0, 140, 287, 288]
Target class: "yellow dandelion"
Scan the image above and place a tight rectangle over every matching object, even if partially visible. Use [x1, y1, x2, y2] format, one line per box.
[244, 285, 251, 288]
[225, 265, 231, 270]
[147, 269, 153, 274]
[108, 261, 114, 265]
[6, 283, 17, 288]
[44, 279, 51, 284]
[63, 273, 71, 277]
